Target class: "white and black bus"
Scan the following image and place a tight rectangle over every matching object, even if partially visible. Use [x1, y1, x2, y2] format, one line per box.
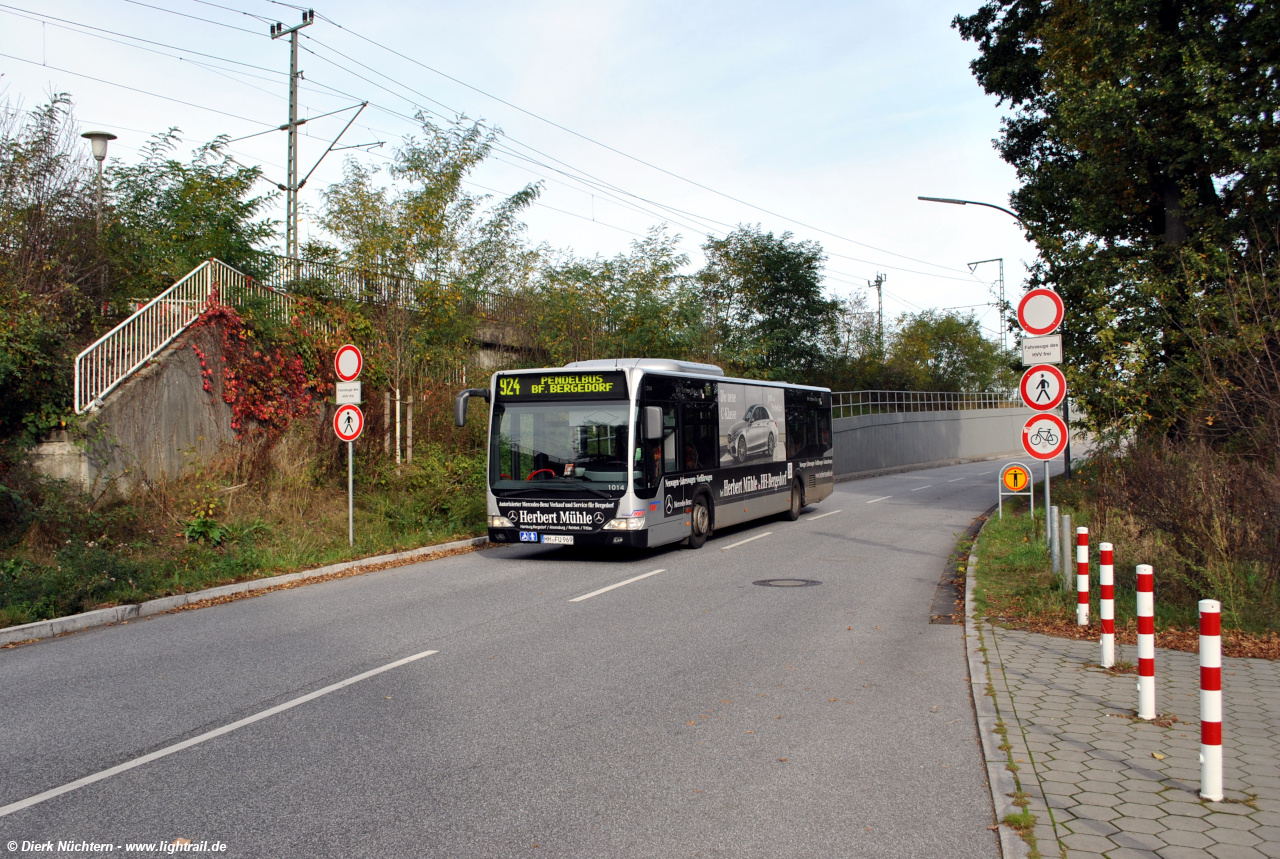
[455, 358, 834, 549]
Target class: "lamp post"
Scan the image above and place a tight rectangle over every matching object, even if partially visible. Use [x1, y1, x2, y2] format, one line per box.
[919, 194, 1073, 478]
[81, 131, 116, 235]
[917, 195, 1024, 225]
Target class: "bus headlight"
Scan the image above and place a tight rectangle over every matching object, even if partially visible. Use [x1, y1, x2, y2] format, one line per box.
[489, 515, 514, 528]
[603, 516, 645, 531]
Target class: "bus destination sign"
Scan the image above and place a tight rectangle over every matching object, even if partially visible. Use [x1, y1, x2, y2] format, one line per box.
[495, 371, 627, 402]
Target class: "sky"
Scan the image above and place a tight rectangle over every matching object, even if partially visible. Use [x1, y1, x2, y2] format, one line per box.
[0, 0, 1038, 341]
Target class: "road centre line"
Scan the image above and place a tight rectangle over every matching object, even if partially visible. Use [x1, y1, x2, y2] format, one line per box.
[720, 532, 773, 552]
[948, 478, 965, 482]
[806, 509, 843, 521]
[910, 485, 933, 491]
[570, 569, 665, 602]
[0, 649, 439, 819]
[866, 495, 893, 504]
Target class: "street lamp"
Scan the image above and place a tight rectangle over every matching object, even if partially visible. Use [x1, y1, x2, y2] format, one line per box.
[917, 196, 1023, 225]
[81, 130, 117, 235]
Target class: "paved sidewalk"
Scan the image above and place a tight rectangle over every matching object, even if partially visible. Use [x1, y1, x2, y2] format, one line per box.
[968, 565, 1280, 859]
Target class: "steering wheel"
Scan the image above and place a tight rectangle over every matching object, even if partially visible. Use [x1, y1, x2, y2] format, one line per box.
[527, 468, 557, 481]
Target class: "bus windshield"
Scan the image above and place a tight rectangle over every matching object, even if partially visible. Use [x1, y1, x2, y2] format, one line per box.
[490, 401, 636, 496]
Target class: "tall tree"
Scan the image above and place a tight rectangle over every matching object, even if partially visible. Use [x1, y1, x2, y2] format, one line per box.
[108, 131, 276, 296]
[698, 225, 838, 382]
[954, 1, 1280, 437]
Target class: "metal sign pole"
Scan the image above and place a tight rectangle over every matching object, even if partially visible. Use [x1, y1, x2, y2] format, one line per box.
[348, 440, 354, 546]
[1045, 461, 1051, 547]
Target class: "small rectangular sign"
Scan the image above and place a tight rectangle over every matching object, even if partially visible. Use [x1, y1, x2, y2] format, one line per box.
[335, 381, 362, 404]
[1021, 335, 1063, 366]
[542, 534, 574, 545]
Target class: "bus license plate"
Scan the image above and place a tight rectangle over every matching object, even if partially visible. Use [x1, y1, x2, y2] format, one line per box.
[518, 531, 539, 542]
[542, 535, 574, 545]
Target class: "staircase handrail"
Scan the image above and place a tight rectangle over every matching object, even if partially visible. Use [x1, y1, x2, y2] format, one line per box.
[73, 258, 304, 414]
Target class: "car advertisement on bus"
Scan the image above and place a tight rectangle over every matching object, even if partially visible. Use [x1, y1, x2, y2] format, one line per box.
[718, 383, 786, 465]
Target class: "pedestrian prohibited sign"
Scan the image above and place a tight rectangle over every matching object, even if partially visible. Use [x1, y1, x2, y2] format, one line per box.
[1002, 464, 1030, 492]
[334, 404, 364, 442]
[1016, 288, 1065, 336]
[1022, 413, 1069, 460]
[1019, 364, 1066, 411]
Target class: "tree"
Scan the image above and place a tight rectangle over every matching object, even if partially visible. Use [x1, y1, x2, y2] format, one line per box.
[0, 95, 102, 449]
[886, 310, 1015, 392]
[698, 225, 839, 382]
[108, 131, 276, 297]
[319, 115, 541, 445]
[954, 1, 1280, 438]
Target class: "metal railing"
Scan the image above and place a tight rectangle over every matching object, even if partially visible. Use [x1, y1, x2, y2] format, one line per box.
[258, 254, 505, 316]
[73, 259, 308, 414]
[831, 389, 1020, 418]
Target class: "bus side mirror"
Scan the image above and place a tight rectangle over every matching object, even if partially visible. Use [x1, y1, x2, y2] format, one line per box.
[455, 388, 490, 427]
[643, 406, 663, 441]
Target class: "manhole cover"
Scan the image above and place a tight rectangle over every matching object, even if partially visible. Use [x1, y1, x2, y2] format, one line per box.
[752, 578, 822, 587]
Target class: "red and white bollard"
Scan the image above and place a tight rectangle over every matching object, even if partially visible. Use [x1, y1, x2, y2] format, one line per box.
[1099, 543, 1115, 668]
[1136, 564, 1156, 720]
[1199, 599, 1223, 801]
[1076, 527, 1090, 626]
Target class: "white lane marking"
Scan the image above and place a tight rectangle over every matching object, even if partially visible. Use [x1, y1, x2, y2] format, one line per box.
[721, 532, 773, 552]
[948, 478, 965, 482]
[910, 485, 933, 491]
[978, 471, 993, 475]
[0, 649, 439, 819]
[866, 495, 893, 504]
[570, 569, 665, 602]
[806, 509, 843, 521]
[897, 476, 930, 480]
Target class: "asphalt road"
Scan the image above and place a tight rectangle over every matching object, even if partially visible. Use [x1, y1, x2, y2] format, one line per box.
[0, 458, 1060, 858]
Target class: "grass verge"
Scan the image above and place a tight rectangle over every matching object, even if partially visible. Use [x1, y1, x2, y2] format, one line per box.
[0, 436, 486, 630]
[974, 495, 1280, 659]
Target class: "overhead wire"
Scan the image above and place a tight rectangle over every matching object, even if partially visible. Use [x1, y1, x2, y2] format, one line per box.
[0, 51, 275, 130]
[31, 1, 992, 290]
[300, 8, 978, 276]
[117, 0, 263, 35]
[23, 1, 1006, 318]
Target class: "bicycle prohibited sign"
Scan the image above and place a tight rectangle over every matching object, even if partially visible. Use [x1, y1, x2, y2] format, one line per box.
[1019, 364, 1067, 411]
[1016, 288, 1065, 336]
[1022, 413, 1069, 460]
[334, 343, 363, 382]
[334, 403, 364, 442]
[1001, 463, 1031, 492]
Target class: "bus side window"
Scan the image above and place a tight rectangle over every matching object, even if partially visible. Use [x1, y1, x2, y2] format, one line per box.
[681, 404, 716, 471]
[661, 406, 678, 474]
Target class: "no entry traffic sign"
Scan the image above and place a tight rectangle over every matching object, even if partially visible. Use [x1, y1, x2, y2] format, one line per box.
[1022, 413, 1069, 461]
[1020, 364, 1067, 411]
[1017, 288, 1065, 336]
[335, 344, 363, 382]
[334, 403, 364, 442]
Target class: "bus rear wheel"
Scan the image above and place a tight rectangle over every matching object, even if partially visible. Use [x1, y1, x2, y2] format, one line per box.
[785, 480, 803, 521]
[687, 495, 712, 549]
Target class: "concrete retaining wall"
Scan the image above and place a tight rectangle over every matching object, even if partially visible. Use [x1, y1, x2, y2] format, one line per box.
[30, 325, 234, 495]
[832, 407, 1037, 476]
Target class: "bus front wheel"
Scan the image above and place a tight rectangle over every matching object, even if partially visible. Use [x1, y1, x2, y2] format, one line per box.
[688, 495, 712, 549]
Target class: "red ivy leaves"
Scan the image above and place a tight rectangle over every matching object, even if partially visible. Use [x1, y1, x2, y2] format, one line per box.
[190, 303, 325, 440]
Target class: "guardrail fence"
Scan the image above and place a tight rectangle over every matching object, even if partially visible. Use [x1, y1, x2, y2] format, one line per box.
[830, 389, 1020, 418]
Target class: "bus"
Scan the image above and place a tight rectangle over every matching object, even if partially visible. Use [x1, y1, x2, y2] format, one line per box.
[455, 358, 834, 550]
